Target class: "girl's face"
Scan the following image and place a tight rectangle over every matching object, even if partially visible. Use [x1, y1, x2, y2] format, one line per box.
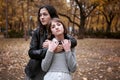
[50, 21, 64, 36]
[39, 8, 51, 26]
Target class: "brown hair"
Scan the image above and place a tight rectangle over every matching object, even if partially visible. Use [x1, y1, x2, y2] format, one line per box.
[37, 5, 59, 35]
[47, 18, 67, 40]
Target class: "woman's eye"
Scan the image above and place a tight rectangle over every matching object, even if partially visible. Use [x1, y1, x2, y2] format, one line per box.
[40, 13, 48, 17]
[39, 14, 42, 17]
[43, 13, 48, 16]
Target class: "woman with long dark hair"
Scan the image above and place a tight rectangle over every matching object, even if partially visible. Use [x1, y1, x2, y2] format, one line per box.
[25, 5, 77, 80]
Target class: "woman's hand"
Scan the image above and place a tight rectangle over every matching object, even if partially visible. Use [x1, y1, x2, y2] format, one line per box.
[54, 44, 63, 53]
[62, 39, 71, 52]
[43, 39, 51, 48]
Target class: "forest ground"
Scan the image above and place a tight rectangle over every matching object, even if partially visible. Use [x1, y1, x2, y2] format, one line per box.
[0, 38, 120, 80]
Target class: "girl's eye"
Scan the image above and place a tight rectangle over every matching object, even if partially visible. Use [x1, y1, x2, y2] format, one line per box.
[51, 25, 55, 28]
[57, 23, 61, 26]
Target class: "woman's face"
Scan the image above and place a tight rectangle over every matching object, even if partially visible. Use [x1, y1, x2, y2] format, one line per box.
[39, 8, 51, 26]
[50, 21, 64, 36]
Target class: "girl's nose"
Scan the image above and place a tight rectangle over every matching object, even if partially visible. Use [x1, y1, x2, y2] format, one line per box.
[55, 26, 59, 29]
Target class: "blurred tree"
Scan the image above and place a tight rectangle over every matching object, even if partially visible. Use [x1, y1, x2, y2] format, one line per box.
[59, 0, 99, 38]
[100, 0, 120, 32]
[0, 0, 119, 38]
[75, 0, 99, 38]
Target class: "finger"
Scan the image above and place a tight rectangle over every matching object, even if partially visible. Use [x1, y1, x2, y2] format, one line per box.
[58, 45, 62, 48]
[55, 41, 59, 44]
[68, 40, 71, 43]
[45, 40, 49, 42]
[56, 42, 59, 45]
[61, 40, 64, 45]
[68, 40, 71, 46]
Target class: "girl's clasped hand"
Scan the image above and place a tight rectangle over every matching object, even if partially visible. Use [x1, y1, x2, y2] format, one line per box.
[48, 39, 71, 52]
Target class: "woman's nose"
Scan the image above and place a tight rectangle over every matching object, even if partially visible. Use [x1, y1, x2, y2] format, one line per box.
[41, 15, 44, 19]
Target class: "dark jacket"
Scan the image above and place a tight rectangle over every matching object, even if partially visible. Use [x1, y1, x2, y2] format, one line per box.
[25, 27, 77, 79]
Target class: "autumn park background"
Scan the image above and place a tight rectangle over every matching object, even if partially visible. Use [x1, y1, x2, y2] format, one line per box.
[0, 0, 120, 80]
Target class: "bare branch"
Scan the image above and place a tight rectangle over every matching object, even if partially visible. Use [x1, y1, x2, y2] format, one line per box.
[58, 13, 80, 27]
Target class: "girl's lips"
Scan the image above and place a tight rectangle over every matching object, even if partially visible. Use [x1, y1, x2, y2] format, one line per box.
[56, 30, 60, 32]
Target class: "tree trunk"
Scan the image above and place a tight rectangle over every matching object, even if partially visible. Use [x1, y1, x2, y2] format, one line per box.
[78, 16, 86, 39]
[106, 22, 111, 32]
[5, 0, 8, 38]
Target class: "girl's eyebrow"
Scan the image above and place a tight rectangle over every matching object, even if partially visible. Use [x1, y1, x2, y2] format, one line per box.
[51, 24, 55, 28]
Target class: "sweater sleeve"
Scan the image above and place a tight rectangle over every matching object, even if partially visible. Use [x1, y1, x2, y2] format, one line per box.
[41, 50, 54, 72]
[65, 48, 77, 73]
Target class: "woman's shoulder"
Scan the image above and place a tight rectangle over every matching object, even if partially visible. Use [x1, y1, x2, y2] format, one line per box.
[65, 34, 73, 39]
[33, 27, 39, 33]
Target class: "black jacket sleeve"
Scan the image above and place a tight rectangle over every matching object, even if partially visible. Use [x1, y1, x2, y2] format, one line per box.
[28, 29, 47, 60]
[66, 34, 77, 48]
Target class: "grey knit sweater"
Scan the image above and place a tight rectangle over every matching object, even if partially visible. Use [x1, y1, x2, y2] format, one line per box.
[41, 48, 77, 73]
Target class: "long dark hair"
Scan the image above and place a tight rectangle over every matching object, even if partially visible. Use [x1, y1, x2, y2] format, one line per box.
[37, 5, 59, 34]
[47, 18, 67, 40]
